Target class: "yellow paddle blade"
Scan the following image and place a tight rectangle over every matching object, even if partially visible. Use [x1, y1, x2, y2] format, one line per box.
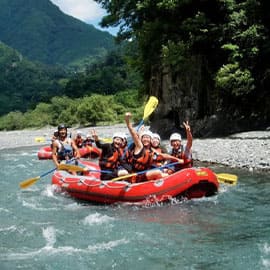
[216, 173, 238, 185]
[143, 96, 158, 120]
[101, 138, 113, 143]
[20, 176, 41, 189]
[35, 137, 46, 143]
[58, 164, 86, 172]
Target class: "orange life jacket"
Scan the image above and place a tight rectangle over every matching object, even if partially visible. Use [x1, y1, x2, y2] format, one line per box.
[99, 146, 120, 170]
[127, 147, 153, 172]
[152, 147, 165, 167]
[170, 145, 193, 169]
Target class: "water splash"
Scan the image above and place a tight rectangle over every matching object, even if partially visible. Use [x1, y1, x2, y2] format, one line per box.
[260, 242, 270, 269]
[82, 212, 115, 226]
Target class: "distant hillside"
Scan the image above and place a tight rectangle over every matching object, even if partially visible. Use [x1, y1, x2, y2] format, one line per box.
[0, 41, 66, 115]
[0, 0, 116, 65]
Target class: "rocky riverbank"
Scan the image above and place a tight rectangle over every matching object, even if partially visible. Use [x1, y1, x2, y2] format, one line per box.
[1, 125, 269, 172]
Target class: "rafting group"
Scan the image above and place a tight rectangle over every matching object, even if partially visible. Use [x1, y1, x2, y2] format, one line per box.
[50, 112, 193, 183]
[20, 96, 237, 203]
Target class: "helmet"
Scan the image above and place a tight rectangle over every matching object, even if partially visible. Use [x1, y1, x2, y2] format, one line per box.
[113, 132, 125, 141]
[86, 133, 91, 138]
[58, 124, 67, 131]
[77, 130, 83, 136]
[140, 130, 152, 138]
[122, 133, 128, 141]
[152, 133, 160, 141]
[170, 133, 182, 141]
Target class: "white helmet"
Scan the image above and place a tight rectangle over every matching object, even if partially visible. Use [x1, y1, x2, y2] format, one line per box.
[113, 132, 125, 141]
[170, 133, 182, 141]
[152, 133, 161, 141]
[122, 133, 128, 141]
[140, 130, 152, 138]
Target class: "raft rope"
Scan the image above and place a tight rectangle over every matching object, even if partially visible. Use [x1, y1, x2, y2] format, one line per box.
[56, 172, 131, 189]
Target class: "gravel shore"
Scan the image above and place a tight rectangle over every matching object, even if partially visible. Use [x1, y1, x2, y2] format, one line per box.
[1, 125, 269, 172]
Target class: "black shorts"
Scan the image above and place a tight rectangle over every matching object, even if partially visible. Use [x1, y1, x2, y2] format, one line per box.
[100, 170, 118, 181]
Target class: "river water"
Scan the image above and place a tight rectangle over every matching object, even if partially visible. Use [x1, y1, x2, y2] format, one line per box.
[0, 146, 269, 270]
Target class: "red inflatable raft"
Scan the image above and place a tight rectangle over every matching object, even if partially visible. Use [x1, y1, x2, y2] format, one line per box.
[37, 146, 101, 160]
[51, 161, 219, 205]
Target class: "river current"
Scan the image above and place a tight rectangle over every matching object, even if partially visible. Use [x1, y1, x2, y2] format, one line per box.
[0, 146, 269, 270]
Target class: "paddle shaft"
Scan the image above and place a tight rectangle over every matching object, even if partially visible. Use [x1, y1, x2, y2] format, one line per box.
[111, 161, 180, 182]
[20, 158, 76, 189]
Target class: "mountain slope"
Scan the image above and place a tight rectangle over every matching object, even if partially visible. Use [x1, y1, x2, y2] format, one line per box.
[0, 0, 115, 65]
[0, 41, 66, 115]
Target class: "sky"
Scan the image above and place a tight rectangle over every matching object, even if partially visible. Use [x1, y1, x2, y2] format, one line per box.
[49, 0, 119, 36]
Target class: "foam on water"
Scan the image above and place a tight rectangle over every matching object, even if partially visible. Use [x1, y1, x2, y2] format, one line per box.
[0, 225, 129, 261]
[64, 202, 89, 211]
[42, 226, 56, 247]
[260, 242, 270, 269]
[21, 198, 58, 211]
[82, 212, 115, 226]
[0, 207, 10, 213]
[41, 185, 56, 198]
[0, 225, 17, 232]
[86, 238, 129, 252]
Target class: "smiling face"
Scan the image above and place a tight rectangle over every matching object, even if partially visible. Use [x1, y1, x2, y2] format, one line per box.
[151, 137, 160, 148]
[113, 137, 123, 148]
[170, 139, 181, 150]
[58, 128, 67, 140]
[141, 135, 151, 148]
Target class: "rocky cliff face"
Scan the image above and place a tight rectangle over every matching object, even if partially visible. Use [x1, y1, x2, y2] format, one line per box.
[148, 57, 269, 139]
[149, 56, 214, 138]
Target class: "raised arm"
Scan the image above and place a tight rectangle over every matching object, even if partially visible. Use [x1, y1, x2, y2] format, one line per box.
[183, 121, 192, 151]
[125, 112, 143, 153]
[91, 129, 102, 148]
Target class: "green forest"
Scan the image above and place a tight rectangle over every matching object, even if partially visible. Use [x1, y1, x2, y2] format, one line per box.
[0, 42, 143, 130]
[0, 0, 269, 135]
[96, 0, 270, 134]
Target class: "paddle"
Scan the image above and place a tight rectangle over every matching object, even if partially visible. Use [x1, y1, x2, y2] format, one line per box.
[136, 96, 159, 131]
[110, 162, 180, 182]
[19, 158, 79, 189]
[57, 163, 112, 174]
[215, 173, 238, 185]
[112, 167, 238, 185]
[20, 167, 58, 189]
[124, 96, 158, 151]
[101, 138, 113, 143]
[35, 137, 50, 143]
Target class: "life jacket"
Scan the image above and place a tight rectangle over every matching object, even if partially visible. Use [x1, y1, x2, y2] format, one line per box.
[55, 138, 73, 160]
[83, 139, 92, 147]
[170, 145, 193, 169]
[128, 147, 153, 172]
[75, 138, 84, 148]
[99, 145, 120, 170]
[152, 147, 165, 167]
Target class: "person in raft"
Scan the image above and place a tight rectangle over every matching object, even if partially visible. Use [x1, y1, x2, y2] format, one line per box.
[150, 132, 180, 167]
[83, 133, 94, 147]
[74, 130, 84, 148]
[167, 121, 193, 172]
[124, 112, 183, 183]
[52, 124, 80, 167]
[92, 130, 129, 180]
